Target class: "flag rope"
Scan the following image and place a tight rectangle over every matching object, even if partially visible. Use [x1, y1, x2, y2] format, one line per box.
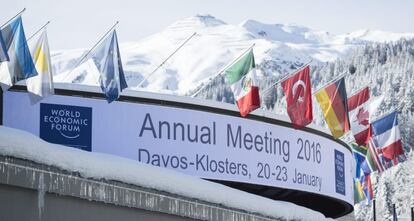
[260, 59, 313, 98]
[0, 8, 26, 29]
[136, 32, 197, 88]
[190, 43, 255, 98]
[63, 21, 119, 82]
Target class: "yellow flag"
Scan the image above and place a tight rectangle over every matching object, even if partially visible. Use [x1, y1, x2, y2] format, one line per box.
[27, 29, 54, 103]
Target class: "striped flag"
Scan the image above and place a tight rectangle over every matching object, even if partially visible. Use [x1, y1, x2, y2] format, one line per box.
[0, 16, 37, 90]
[362, 140, 384, 174]
[370, 111, 405, 168]
[350, 143, 367, 178]
[26, 29, 54, 103]
[315, 77, 350, 138]
[0, 31, 9, 62]
[225, 49, 260, 117]
[354, 178, 366, 204]
[361, 174, 374, 202]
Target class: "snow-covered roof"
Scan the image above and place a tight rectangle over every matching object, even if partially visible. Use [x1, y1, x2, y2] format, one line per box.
[0, 126, 334, 221]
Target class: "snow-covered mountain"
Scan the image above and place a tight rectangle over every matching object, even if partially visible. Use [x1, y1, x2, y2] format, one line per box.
[51, 14, 414, 95]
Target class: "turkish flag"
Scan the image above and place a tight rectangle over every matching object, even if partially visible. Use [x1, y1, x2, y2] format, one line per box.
[281, 65, 313, 129]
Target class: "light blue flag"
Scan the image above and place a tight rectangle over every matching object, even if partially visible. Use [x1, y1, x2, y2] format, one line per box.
[0, 31, 8, 62]
[1, 16, 37, 84]
[91, 30, 127, 103]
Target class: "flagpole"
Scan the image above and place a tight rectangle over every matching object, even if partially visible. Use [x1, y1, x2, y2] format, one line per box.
[26, 21, 50, 42]
[312, 70, 348, 94]
[64, 21, 119, 81]
[373, 199, 376, 221]
[12, 21, 51, 58]
[0, 8, 26, 29]
[260, 59, 313, 98]
[190, 43, 255, 98]
[136, 32, 197, 88]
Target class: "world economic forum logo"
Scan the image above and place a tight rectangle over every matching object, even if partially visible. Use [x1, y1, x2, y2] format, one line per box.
[40, 103, 92, 151]
[334, 150, 345, 195]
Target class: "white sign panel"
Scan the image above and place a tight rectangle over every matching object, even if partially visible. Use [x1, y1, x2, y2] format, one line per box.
[3, 91, 353, 204]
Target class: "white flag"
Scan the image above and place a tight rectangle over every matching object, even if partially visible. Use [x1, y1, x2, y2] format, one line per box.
[26, 29, 54, 103]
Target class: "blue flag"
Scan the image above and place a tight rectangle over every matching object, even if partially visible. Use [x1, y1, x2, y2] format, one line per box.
[91, 30, 127, 103]
[0, 32, 9, 62]
[1, 16, 37, 84]
[351, 143, 367, 178]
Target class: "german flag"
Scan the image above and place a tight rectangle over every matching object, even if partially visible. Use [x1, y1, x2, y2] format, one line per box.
[315, 77, 350, 138]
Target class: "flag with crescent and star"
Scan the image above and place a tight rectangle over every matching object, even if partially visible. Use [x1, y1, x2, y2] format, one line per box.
[281, 65, 313, 129]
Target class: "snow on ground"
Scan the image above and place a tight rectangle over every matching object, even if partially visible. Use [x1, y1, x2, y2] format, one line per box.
[0, 126, 334, 221]
[50, 15, 414, 95]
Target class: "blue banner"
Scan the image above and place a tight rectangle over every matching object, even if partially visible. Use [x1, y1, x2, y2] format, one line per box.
[40, 103, 92, 151]
[335, 149, 346, 195]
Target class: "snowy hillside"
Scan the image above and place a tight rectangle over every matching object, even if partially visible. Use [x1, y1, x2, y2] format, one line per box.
[354, 152, 414, 220]
[50, 15, 414, 95]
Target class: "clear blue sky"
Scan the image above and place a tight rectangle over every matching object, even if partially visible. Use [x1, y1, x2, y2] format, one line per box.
[2, 0, 414, 50]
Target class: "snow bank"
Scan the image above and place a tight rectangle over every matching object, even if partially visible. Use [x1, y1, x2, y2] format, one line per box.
[0, 126, 334, 221]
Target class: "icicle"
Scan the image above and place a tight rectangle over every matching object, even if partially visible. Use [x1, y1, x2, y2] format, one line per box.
[37, 173, 45, 220]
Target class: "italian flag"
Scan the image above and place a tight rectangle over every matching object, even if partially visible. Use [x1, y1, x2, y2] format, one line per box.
[225, 49, 260, 117]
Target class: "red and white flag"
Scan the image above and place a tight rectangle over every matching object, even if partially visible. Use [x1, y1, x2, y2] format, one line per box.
[369, 111, 406, 169]
[281, 65, 313, 129]
[348, 88, 383, 145]
[224, 49, 260, 117]
[348, 87, 370, 145]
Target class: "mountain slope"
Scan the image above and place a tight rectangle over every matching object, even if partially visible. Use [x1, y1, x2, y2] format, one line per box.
[50, 15, 414, 95]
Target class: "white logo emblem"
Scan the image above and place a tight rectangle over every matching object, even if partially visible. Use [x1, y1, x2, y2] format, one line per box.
[241, 75, 252, 92]
[292, 80, 306, 103]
